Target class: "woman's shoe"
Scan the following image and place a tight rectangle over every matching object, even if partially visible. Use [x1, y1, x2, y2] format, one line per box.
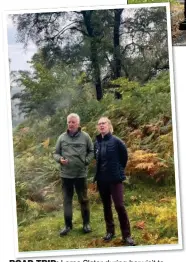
[103, 232, 115, 241]
[123, 236, 135, 246]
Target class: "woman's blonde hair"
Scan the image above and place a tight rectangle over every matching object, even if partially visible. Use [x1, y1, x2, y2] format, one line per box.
[97, 117, 114, 133]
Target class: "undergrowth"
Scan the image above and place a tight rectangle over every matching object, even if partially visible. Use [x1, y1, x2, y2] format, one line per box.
[13, 71, 178, 251]
[18, 182, 178, 251]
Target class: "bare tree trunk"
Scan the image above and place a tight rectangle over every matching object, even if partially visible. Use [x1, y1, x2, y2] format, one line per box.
[113, 9, 123, 99]
[82, 11, 103, 100]
[90, 39, 103, 100]
[113, 9, 123, 79]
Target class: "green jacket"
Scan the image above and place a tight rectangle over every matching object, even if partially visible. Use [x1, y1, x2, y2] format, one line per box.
[54, 129, 94, 178]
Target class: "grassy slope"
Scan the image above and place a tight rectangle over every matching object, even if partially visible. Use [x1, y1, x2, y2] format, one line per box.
[18, 182, 178, 252]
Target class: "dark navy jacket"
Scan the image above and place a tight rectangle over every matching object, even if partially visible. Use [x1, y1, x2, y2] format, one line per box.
[94, 133, 128, 183]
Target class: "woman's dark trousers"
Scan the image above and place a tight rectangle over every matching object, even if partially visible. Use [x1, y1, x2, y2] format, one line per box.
[97, 181, 131, 238]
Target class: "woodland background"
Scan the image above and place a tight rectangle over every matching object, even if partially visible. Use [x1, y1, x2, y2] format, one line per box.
[128, 0, 186, 44]
[9, 6, 178, 251]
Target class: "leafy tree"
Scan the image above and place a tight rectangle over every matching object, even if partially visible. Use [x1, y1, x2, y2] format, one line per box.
[12, 55, 85, 117]
[12, 10, 106, 100]
[120, 7, 169, 83]
[11, 6, 169, 106]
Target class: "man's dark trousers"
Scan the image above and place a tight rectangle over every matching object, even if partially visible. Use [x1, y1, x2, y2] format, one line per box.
[61, 177, 90, 228]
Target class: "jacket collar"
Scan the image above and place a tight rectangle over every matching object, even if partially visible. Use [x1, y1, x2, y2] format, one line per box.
[96, 132, 112, 142]
[67, 127, 81, 137]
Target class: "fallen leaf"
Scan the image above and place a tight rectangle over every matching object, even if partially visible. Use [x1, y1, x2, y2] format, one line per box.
[159, 198, 171, 203]
[135, 221, 145, 229]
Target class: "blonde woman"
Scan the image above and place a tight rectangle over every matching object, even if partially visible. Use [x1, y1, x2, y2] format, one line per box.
[94, 117, 135, 246]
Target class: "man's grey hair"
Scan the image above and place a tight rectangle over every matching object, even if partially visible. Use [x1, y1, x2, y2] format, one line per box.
[67, 113, 80, 124]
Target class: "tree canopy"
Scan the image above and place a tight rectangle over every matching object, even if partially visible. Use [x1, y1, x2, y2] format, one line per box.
[11, 6, 169, 108]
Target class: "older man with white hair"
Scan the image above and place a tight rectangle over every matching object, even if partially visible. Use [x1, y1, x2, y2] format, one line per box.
[54, 113, 94, 236]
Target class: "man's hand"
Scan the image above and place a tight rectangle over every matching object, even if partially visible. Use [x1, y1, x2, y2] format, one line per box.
[60, 157, 69, 165]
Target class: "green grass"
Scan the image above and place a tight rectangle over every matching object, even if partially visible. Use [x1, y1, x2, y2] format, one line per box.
[18, 181, 178, 252]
